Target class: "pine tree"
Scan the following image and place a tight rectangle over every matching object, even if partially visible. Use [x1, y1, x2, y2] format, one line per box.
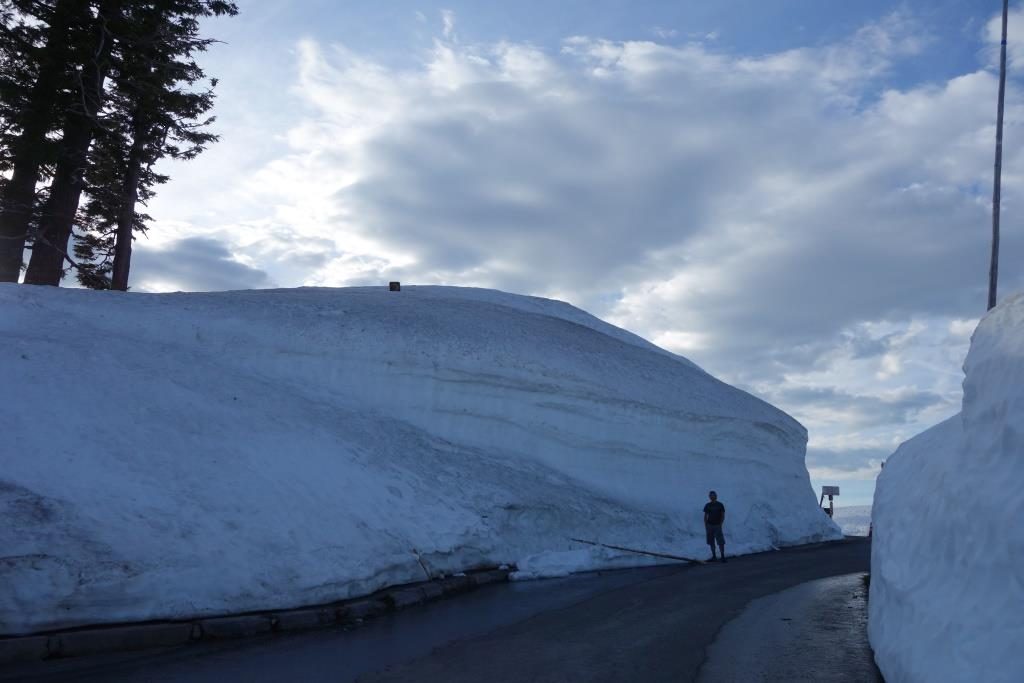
[76, 0, 235, 290]
[71, 118, 150, 288]
[2, 0, 236, 286]
[0, 0, 89, 283]
[23, 0, 122, 285]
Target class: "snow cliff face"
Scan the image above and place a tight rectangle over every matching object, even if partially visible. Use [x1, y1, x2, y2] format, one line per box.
[869, 293, 1024, 683]
[0, 285, 838, 634]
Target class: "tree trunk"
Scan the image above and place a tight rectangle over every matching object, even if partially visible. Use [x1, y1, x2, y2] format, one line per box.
[110, 125, 145, 291]
[0, 0, 86, 282]
[22, 107, 97, 283]
[23, 0, 122, 286]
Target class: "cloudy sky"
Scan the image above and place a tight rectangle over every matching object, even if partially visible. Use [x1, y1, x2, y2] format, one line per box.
[133, 1, 1024, 505]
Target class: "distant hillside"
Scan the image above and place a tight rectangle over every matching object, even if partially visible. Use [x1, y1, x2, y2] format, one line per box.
[832, 505, 872, 536]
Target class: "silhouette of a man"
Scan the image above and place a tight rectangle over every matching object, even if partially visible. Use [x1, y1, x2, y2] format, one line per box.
[703, 490, 726, 562]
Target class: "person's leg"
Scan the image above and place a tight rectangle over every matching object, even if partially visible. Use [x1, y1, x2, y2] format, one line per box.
[716, 527, 726, 562]
[706, 525, 717, 560]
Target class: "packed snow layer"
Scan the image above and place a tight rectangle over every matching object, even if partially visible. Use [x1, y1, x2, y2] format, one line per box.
[832, 505, 872, 536]
[0, 284, 838, 635]
[869, 294, 1024, 683]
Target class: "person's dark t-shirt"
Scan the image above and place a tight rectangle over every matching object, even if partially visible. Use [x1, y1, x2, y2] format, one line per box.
[704, 501, 725, 525]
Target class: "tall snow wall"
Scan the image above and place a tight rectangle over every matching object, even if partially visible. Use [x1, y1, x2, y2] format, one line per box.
[0, 285, 838, 634]
[869, 293, 1024, 683]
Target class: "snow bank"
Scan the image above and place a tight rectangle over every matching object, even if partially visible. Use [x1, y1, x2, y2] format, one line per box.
[0, 284, 838, 635]
[869, 294, 1024, 683]
[832, 505, 872, 536]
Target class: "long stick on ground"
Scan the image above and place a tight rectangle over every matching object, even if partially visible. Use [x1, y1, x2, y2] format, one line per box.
[570, 538, 704, 564]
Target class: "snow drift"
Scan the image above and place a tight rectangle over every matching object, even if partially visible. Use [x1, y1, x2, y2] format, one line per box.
[0, 284, 838, 635]
[869, 293, 1024, 683]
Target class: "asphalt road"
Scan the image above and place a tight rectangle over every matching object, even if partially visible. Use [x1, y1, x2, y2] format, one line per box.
[4, 538, 871, 683]
[699, 572, 881, 682]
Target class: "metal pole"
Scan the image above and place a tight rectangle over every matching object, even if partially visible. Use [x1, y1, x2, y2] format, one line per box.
[990, 0, 1009, 311]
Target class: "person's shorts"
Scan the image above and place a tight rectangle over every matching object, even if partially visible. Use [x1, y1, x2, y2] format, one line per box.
[705, 523, 725, 546]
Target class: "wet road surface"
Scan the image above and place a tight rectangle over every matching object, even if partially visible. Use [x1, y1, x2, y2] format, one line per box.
[699, 572, 881, 682]
[3, 538, 871, 682]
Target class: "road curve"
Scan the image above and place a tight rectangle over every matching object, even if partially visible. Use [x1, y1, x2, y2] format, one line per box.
[4, 539, 870, 683]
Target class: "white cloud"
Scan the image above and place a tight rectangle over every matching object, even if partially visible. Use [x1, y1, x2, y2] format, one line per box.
[986, 6, 1024, 72]
[140, 11, 1024, 489]
[809, 463, 885, 482]
[949, 318, 979, 337]
[441, 9, 456, 42]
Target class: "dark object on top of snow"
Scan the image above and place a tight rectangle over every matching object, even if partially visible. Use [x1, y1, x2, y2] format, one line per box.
[389, 282, 401, 291]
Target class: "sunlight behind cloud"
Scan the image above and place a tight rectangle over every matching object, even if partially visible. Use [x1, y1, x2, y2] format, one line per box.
[137, 6, 1023, 504]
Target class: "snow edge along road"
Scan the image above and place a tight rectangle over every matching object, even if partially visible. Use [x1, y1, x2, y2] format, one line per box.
[0, 568, 511, 665]
[1, 538, 860, 667]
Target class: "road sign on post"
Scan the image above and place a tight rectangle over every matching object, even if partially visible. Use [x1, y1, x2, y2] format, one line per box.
[820, 486, 840, 517]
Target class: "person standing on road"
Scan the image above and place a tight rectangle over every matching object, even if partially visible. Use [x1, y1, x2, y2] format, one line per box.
[704, 490, 727, 562]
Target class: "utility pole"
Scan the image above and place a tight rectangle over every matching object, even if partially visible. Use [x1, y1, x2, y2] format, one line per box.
[990, 0, 1009, 311]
